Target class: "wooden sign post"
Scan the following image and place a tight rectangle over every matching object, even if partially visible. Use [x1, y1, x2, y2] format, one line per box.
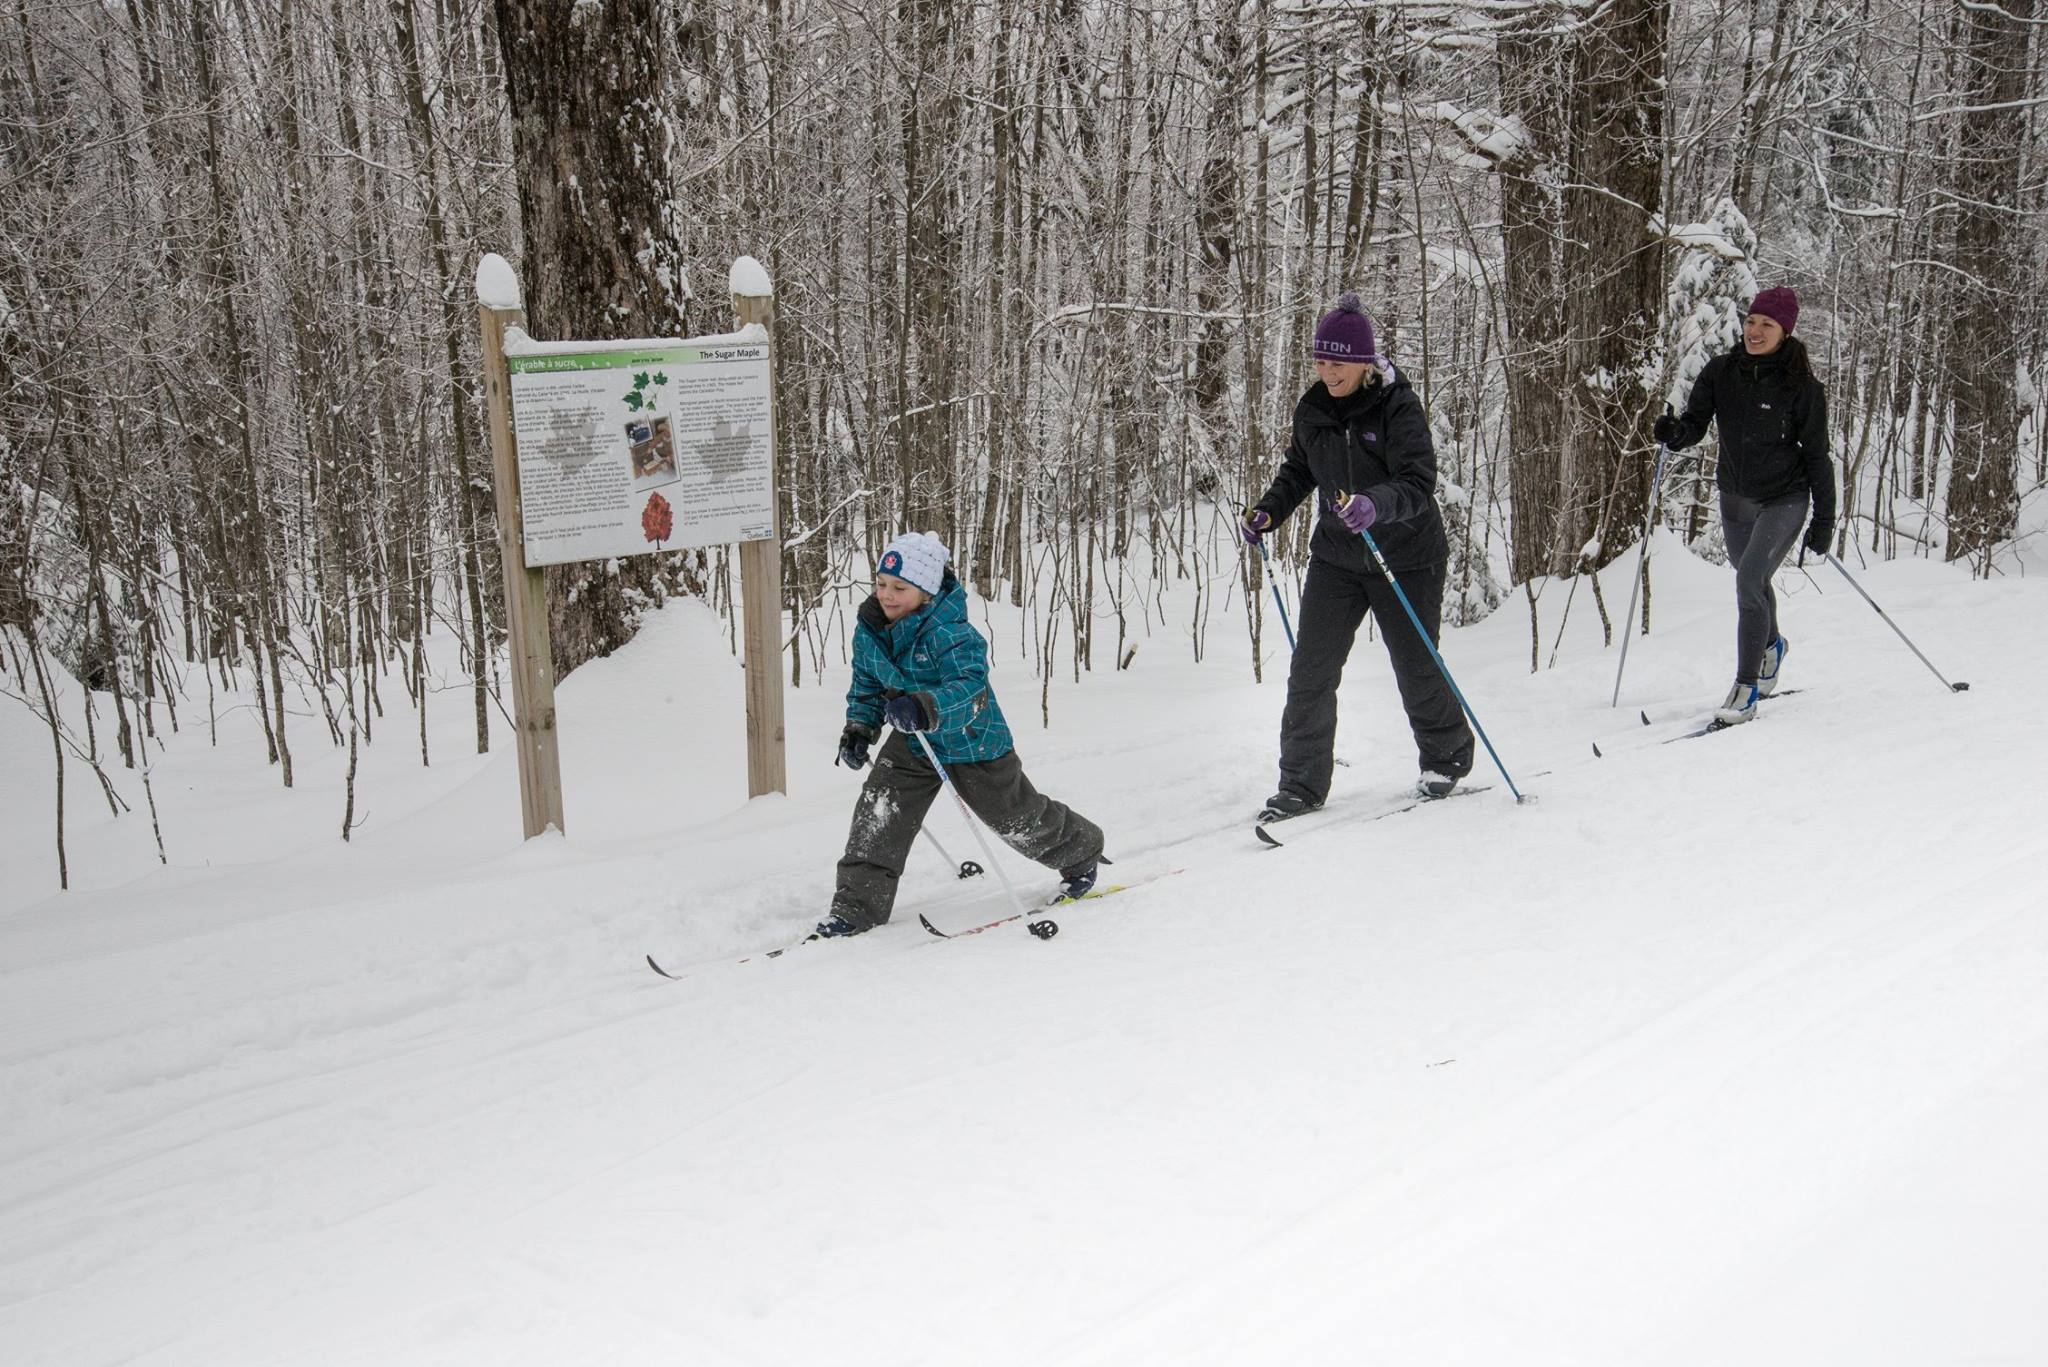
[474, 252, 787, 839]
[732, 267, 786, 799]
[475, 261, 566, 839]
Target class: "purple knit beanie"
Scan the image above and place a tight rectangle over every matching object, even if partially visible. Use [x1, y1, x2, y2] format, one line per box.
[1748, 286, 1799, 334]
[1312, 291, 1380, 363]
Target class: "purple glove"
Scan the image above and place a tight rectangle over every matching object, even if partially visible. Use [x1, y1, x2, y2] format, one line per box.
[1334, 491, 1377, 533]
[1241, 507, 1273, 546]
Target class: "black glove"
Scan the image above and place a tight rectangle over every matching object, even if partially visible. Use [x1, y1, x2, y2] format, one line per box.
[884, 693, 937, 733]
[1803, 520, 1833, 557]
[836, 723, 876, 770]
[1651, 413, 1680, 445]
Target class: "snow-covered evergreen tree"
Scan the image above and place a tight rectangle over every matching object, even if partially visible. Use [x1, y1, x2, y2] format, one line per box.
[1665, 197, 1762, 410]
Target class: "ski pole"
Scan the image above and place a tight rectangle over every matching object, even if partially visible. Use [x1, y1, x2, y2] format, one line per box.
[1349, 516, 1529, 804]
[1611, 436, 1672, 707]
[919, 824, 983, 879]
[908, 730, 1058, 939]
[1255, 537, 1298, 652]
[1815, 551, 1970, 693]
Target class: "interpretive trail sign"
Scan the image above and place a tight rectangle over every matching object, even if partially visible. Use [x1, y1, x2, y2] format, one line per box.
[505, 340, 775, 566]
[474, 252, 787, 840]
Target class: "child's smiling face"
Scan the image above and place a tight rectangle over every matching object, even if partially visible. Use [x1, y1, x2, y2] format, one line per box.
[875, 573, 927, 621]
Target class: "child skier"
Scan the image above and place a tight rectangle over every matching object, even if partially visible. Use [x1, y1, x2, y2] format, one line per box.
[817, 531, 1104, 938]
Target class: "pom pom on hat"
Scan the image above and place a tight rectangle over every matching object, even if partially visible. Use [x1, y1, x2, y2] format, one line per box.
[1312, 291, 1382, 364]
[876, 531, 949, 596]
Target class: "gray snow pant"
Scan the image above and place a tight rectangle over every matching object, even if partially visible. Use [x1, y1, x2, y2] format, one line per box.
[832, 733, 1103, 930]
[1277, 557, 1474, 807]
[1720, 490, 1809, 684]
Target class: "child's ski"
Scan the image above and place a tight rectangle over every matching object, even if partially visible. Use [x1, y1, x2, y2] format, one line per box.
[645, 933, 817, 979]
[645, 869, 1180, 976]
[919, 869, 1184, 938]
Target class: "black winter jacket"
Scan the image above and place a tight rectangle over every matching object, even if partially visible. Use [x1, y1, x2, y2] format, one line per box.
[1668, 342, 1836, 526]
[1252, 369, 1448, 574]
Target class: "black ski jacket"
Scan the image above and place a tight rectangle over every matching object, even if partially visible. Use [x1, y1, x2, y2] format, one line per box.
[1252, 369, 1448, 574]
[1668, 342, 1835, 525]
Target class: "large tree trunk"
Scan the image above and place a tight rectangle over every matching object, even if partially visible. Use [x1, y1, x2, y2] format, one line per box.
[1944, 0, 2034, 565]
[896, 0, 965, 542]
[1559, 0, 1668, 571]
[1497, 23, 1573, 582]
[495, 0, 694, 678]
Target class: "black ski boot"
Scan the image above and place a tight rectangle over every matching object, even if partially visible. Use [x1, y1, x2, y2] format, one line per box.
[1257, 792, 1323, 824]
[808, 913, 867, 941]
[1416, 770, 1459, 799]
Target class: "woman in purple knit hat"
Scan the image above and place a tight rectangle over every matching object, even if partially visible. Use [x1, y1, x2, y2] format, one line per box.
[1653, 285, 1835, 725]
[1241, 292, 1475, 823]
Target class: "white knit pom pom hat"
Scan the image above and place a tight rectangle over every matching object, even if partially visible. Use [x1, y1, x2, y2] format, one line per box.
[875, 530, 950, 596]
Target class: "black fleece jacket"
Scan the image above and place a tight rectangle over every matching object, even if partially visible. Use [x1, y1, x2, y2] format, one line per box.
[1668, 342, 1836, 527]
[1252, 369, 1447, 574]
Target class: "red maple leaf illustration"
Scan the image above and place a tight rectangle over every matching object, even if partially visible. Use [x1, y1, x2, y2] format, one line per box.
[642, 490, 673, 547]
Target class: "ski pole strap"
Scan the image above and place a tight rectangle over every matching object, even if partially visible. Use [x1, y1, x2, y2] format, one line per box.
[1256, 537, 1298, 653]
[1356, 527, 1527, 803]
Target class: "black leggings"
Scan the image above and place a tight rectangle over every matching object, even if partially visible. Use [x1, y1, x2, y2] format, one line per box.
[1720, 490, 1808, 683]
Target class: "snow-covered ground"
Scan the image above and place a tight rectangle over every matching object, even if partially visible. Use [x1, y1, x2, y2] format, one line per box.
[4, 527, 2045, 1366]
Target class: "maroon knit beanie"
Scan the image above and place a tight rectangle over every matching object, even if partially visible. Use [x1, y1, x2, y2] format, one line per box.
[1312, 291, 1380, 363]
[1748, 286, 1799, 334]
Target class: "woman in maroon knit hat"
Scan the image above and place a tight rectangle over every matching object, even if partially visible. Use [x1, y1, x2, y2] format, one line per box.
[1240, 291, 1474, 822]
[1653, 285, 1836, 725]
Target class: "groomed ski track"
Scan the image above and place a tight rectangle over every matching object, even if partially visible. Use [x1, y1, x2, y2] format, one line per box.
[3, 534, 2044, 1366]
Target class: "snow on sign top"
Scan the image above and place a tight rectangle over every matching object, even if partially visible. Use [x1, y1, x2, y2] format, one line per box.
[728, 256, 773, 298]
[475, 253, 522, 310]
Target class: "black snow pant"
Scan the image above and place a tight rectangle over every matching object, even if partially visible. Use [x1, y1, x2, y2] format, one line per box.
[832, 732, 1104, 930]
[1276, 556, 1474, 806]
[1720, 490, 1808, 684]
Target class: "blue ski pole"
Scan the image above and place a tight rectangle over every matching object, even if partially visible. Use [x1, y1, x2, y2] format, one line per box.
[1254, 537, 1298, 652]
[908, 730, 1058, 939]
[1344, 503, 1528, 804]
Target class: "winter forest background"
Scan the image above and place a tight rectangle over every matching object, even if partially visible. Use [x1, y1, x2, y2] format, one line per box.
[3, 0, 2042, 882]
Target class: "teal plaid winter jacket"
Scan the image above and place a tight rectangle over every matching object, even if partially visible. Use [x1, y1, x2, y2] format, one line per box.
[846, 572, 1013, 764]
